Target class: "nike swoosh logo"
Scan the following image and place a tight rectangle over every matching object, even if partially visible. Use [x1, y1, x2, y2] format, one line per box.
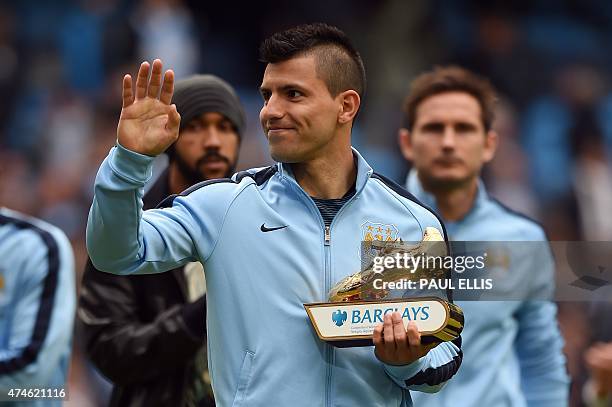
[260, 223, 288, 232]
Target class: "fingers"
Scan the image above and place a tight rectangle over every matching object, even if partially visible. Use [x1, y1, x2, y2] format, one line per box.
[406, 321, 421, 347]
[373, 324, 384, 346]
[166, 104, 181, 134]
[135, 61, 150, 100]
[392, 312, 408, 349]
[159, 69, 175, 105]
[147, 59, 163, 98]
[130, 60, 173, 104]
[122, 74, 134, 108]
[383, 313, 396, 354]
[373, 324, 385, 359]
[373, 313, 432, 365]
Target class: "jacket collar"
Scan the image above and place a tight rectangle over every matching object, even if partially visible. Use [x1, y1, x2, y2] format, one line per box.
[276, 147, 374, 196]
[406, 169, 488, 224]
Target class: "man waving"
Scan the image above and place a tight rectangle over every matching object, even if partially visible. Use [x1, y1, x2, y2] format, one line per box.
[87, 24, 462, 406]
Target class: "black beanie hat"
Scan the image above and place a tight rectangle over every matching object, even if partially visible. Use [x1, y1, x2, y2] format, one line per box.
[171, 74, 246, 136]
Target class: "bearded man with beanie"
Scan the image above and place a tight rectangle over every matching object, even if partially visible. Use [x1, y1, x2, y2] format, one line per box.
[78, 74, 245, 407]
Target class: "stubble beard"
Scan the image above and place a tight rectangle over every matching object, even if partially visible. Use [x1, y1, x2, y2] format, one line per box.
[174, 152, 236, 183]
[418, 169, 475, 195]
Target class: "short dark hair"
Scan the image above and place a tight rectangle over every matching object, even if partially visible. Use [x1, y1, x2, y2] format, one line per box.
[403, 66, 498, 131]
[259, 23, 366, 98]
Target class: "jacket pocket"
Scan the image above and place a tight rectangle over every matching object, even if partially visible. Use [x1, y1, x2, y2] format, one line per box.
[232, 350, 255, 407]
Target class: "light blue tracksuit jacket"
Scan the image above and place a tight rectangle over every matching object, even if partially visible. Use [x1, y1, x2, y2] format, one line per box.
[86, 144, 463, 407]
[406, 171, 569, 407]
[0, 208, 75, 407]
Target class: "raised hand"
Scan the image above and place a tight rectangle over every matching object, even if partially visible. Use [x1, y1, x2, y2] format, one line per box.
[117, 59, 181, 157]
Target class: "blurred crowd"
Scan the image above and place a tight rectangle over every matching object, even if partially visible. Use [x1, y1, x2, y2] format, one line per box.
[0, 0, 611, 405]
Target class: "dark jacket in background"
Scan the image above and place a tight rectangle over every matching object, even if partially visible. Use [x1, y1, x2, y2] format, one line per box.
[78, 170, 213, 407]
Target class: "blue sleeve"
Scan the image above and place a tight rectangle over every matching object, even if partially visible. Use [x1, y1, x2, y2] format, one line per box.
[515, 238, 569, 406]
[0, 226, 75, 389]
[383, 337, 463, 393]
[515, 301, 569, 406]
[86, 144, 225, 275]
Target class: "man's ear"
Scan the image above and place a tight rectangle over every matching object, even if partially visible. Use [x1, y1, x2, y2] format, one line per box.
[483, 130, 498, 163]
[398, 128, 414, 161]
[338, 90, 361, 124]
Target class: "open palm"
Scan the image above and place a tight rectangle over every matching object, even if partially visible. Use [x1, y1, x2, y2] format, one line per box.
[117, 59, 181, 157]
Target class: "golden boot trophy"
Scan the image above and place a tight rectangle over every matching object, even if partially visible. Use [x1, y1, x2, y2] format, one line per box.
[305, 227, 464, 347]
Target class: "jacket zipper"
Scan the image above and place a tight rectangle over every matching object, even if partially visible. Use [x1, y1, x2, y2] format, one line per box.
[281, 168, 369, 407]
[322, 200, 356, 407]
[324, 226, 332, 407]
[281, 179, 335, 407]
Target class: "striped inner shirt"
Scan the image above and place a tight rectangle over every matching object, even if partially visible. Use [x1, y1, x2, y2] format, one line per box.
[311, 186, 356, 227]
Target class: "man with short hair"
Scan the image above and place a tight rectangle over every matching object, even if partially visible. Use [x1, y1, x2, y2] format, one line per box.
[86, 24, 462, 406]
[0, 207, 75, 407]
[399, 65, 569, 406]
[79, 74, 245, 406]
